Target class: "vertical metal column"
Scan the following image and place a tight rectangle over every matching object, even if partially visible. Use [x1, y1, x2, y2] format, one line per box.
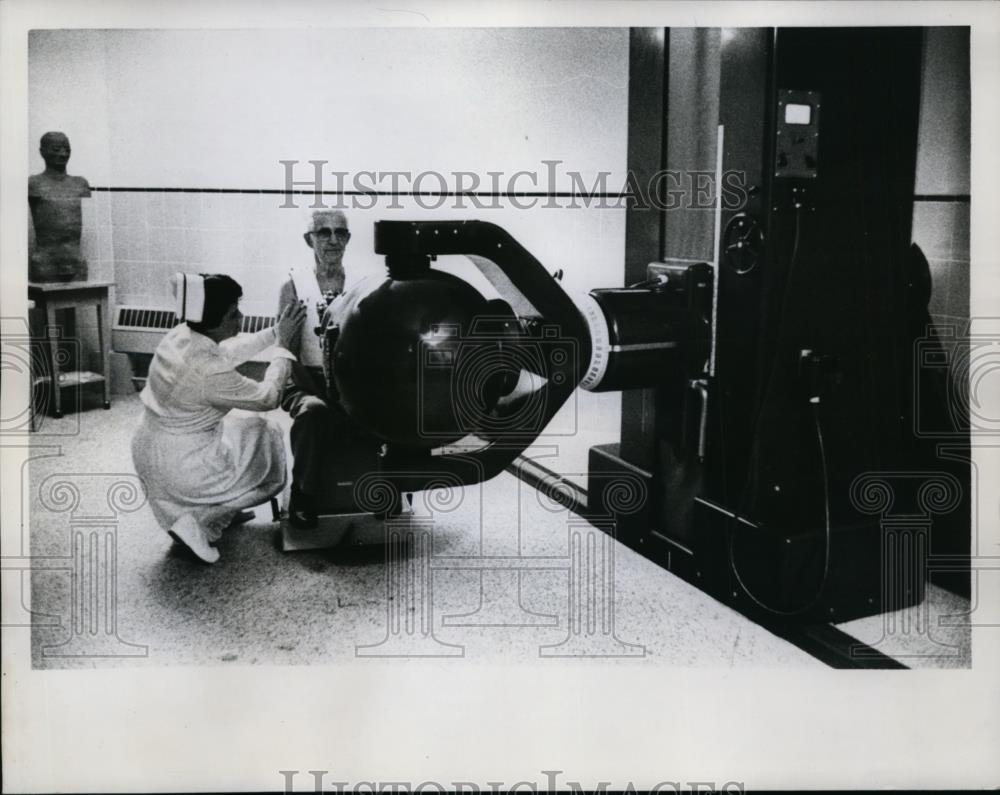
[620, 27, 668, 470]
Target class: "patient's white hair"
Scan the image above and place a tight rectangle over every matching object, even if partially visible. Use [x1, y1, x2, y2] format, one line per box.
[306, 209, 349, 232]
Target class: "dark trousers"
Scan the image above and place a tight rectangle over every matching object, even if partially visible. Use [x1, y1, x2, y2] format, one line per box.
[282, 366, 333, 497]
[282, 365, 381, 506]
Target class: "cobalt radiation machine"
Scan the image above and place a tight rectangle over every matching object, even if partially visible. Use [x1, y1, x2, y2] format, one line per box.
[306, 28, 969, 624]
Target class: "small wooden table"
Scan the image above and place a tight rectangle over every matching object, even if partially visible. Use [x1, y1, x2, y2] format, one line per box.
[28, 280, 113, 419]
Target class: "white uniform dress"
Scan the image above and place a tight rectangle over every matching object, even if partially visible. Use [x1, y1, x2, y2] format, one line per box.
[132, 323, 295, 541]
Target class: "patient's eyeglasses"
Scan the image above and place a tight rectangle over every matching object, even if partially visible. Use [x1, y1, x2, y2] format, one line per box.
[313, 227, 351, 242]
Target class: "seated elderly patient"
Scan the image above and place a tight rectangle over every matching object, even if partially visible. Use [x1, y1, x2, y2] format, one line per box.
[131, 274, 306, 563]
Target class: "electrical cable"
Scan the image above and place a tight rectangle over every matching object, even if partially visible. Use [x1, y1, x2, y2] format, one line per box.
[728, 401, 832, 616]
[626, 274, 670, 290]
[726, 198, 833, 616]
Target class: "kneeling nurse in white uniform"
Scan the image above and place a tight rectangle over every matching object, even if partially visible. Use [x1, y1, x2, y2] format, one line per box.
[132, 273, 306, 563]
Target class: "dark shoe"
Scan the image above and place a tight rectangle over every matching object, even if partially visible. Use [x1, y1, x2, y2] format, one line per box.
[226, 510, 256, 529]
[288, 486, 318, 529]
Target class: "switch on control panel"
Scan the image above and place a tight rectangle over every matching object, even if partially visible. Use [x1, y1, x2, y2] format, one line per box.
[775, 89, 820, 179]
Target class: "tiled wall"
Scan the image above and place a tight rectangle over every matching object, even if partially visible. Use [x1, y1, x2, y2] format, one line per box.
[100, 192, 628, 316]
[102, 191, 311, 315]
[910, 28, 970, 376]
[911, 200, 970, 404]
[912, 200, 970, 326]
[78, 190, 113, 282]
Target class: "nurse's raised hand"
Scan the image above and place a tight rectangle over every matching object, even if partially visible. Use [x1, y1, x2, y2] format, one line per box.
[275, 300, 307, 353]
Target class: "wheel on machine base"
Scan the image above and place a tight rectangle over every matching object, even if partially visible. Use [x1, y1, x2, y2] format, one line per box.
[53, 411, 63, 419]
[103, 401, 111, 410]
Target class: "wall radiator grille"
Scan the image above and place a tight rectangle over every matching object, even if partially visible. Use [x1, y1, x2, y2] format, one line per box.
[113, 305, 275, 353]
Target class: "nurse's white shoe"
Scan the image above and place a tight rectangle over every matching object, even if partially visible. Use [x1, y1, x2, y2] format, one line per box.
[169, 514, 220, 564]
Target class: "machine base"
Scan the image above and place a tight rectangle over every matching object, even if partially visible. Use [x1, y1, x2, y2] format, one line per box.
[587, 443, 928, 624]
[281, 512, 379, 551]
[279, 496, 416, 552]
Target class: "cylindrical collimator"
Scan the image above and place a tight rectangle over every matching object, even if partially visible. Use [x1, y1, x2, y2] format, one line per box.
[577, 284, 710, 392]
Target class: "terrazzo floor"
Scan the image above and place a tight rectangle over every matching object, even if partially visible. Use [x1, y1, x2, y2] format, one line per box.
[18, 393, 970, 669]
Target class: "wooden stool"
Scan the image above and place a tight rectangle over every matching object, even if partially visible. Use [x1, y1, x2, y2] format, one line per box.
[28, 280, 113, 419]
